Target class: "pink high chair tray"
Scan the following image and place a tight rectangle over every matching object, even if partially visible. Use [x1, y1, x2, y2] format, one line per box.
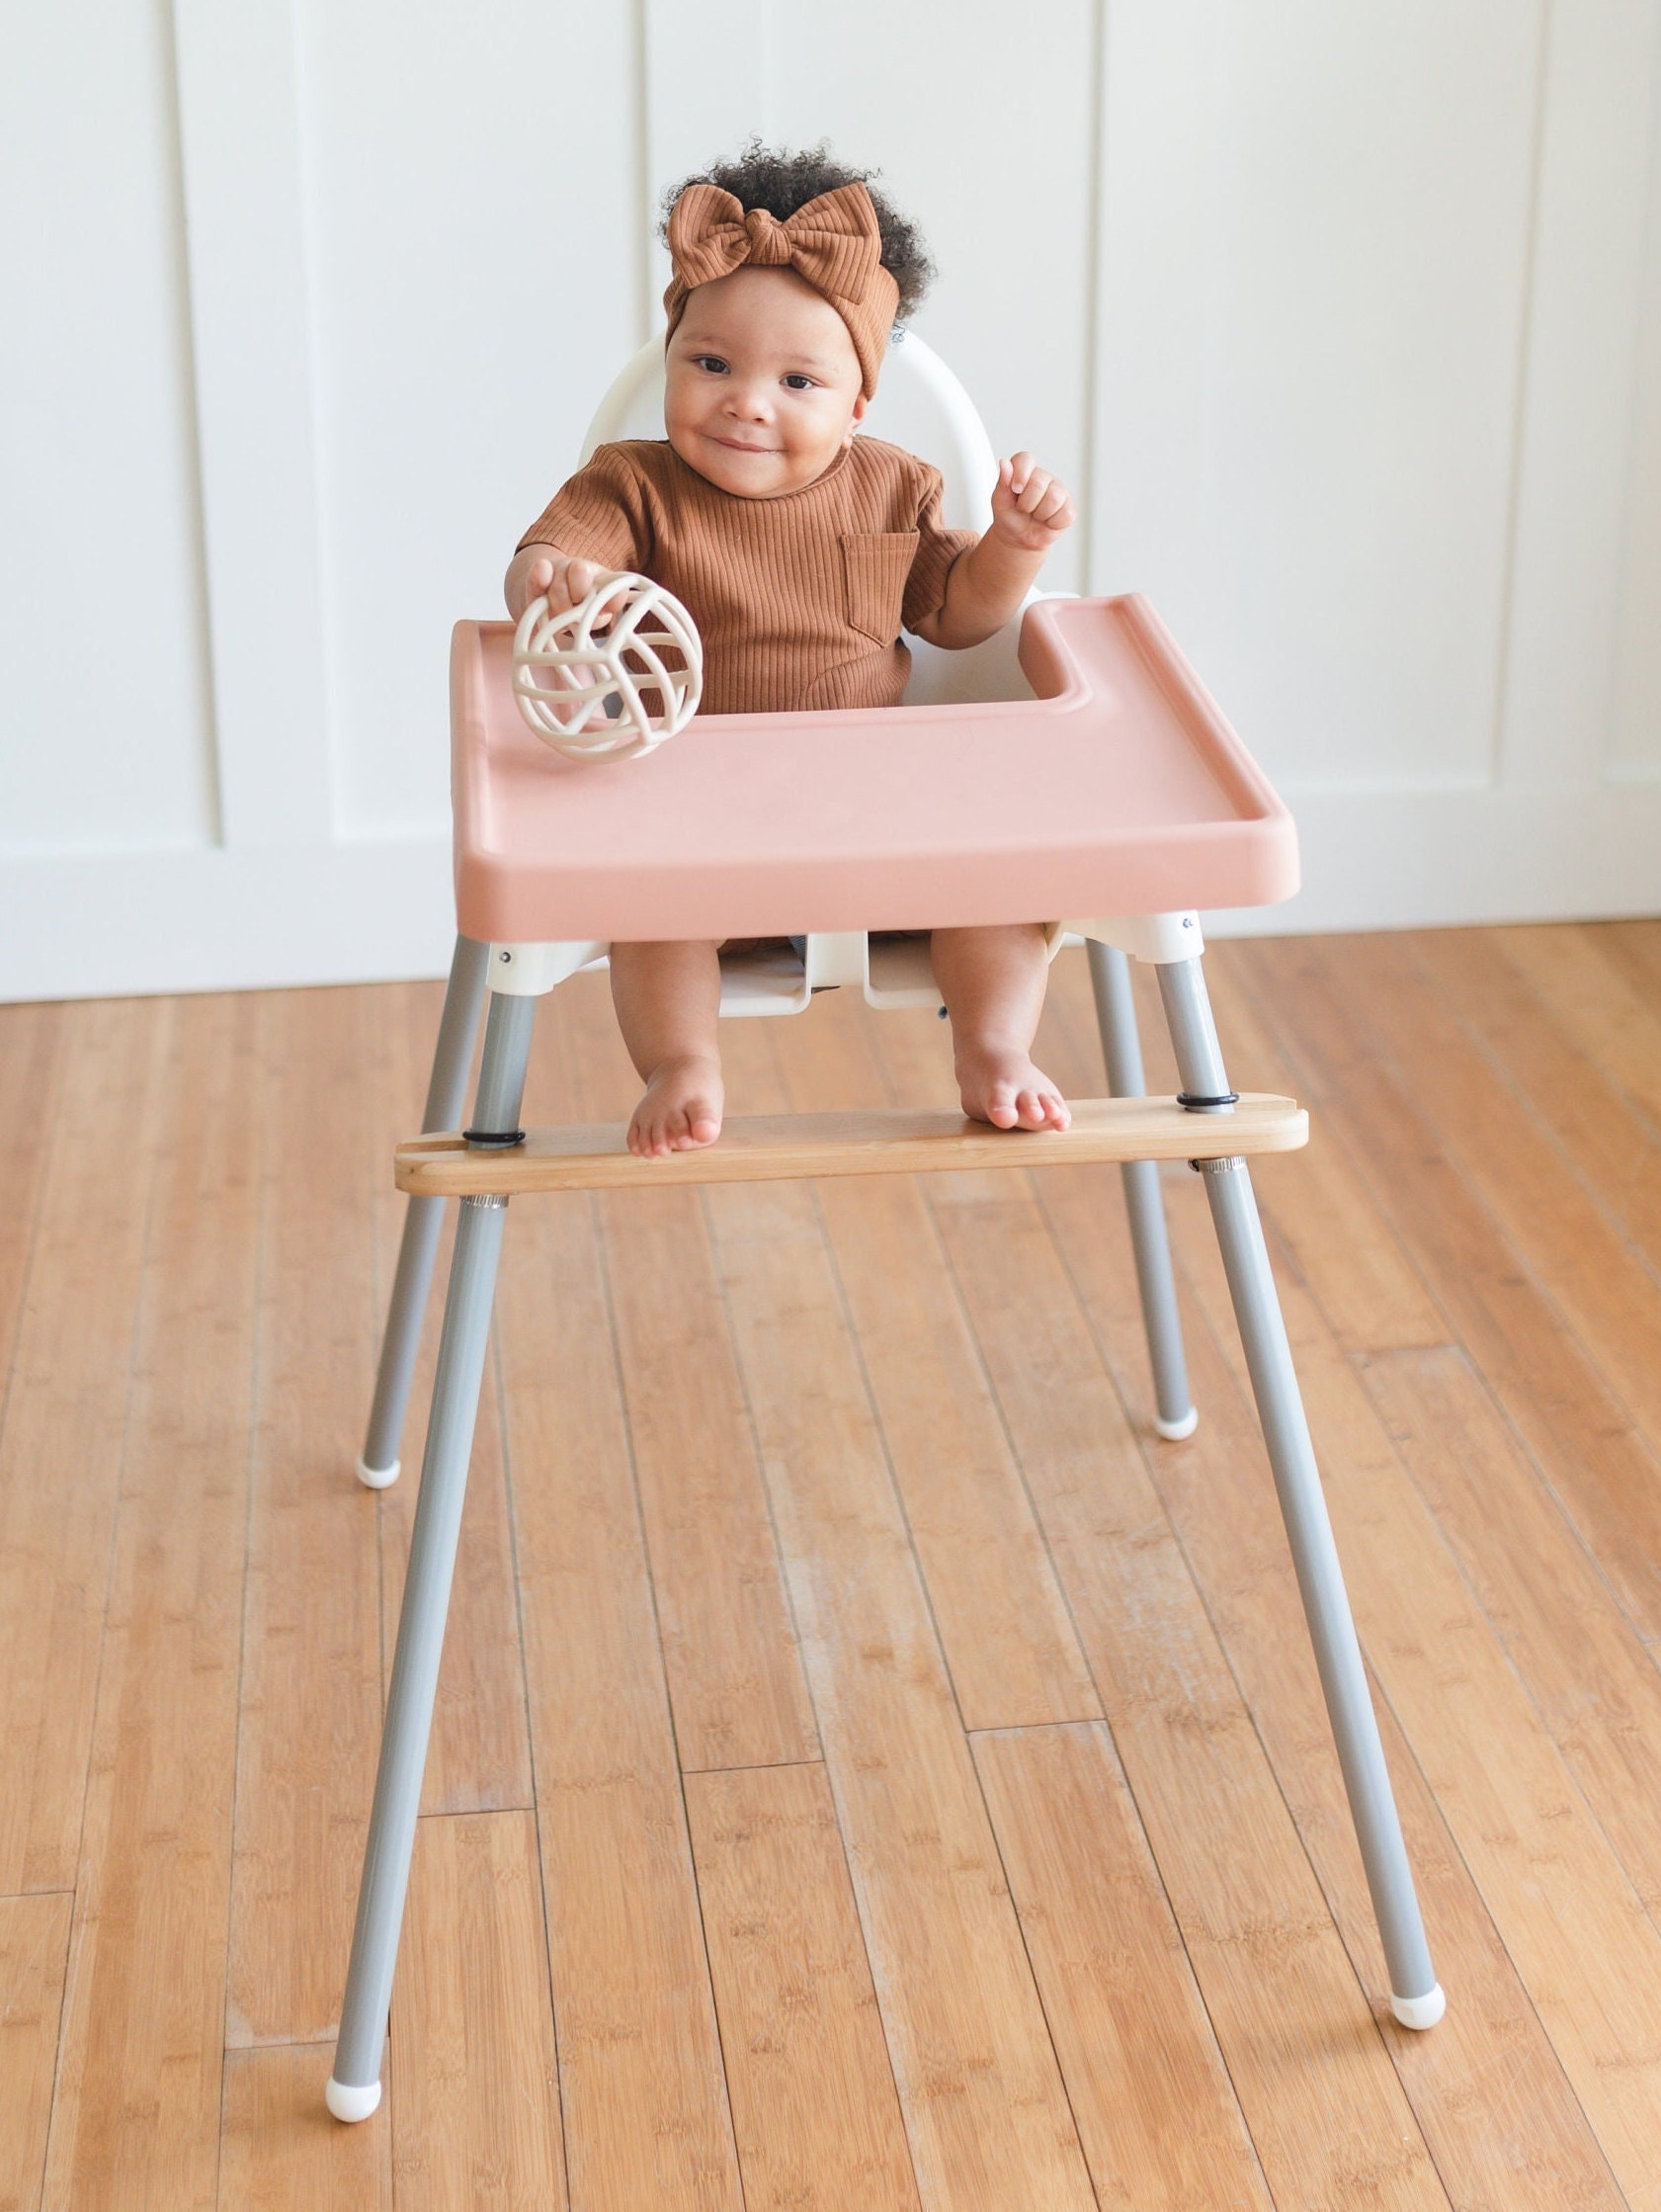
[452, 594, 1298, 945]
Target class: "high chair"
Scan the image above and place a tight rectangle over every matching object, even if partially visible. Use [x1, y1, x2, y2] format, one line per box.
[324, 333, 1445, 2123]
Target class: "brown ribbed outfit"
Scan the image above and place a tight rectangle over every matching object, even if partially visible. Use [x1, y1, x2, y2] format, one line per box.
[518, 436, 977, 716]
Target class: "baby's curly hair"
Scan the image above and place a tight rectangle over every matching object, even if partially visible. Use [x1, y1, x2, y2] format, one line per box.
[659, 141, 935, 323]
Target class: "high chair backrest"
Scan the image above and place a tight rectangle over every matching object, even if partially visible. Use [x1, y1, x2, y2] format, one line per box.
[578, 331, 1033, 707]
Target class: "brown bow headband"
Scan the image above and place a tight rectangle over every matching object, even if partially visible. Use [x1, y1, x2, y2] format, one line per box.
[663, 180, 900, 398]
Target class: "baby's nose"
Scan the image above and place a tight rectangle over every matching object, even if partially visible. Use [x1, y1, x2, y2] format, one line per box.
[724, 380, 773, 420]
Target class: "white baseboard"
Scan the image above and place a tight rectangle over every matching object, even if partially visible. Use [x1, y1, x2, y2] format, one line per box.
[3, 783, 1657, 1003]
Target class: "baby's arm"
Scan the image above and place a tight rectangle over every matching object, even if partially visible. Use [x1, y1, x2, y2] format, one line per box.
[910, 453, 1075, 650]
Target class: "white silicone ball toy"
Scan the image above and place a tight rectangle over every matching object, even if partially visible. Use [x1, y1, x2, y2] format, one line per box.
[512, 569, 703, 761]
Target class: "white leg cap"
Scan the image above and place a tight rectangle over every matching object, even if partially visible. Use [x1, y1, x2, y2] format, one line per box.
[325, 2076, 382, 2122]
[1154, 1407, 1200, 1441]
[1390, 1984, 1446, 2030]
[356, 1454, 400, 1489]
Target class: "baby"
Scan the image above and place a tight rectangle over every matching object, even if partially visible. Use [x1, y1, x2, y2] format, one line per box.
[506, 146, 1076, 1157]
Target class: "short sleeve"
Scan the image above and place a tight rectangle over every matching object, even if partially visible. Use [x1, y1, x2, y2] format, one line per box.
[900, 462, 978, 633]
[516, 444, 653, 571]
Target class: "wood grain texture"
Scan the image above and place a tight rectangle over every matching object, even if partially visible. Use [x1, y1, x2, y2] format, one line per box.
[929, 1178, 1449, 2209]
[1362, 1344, 1661, 1921]
[389, 1812, 565, 2210]
[43, 994, 261, 2211]
[219, 2043, 390, 2211]
[773, 982, 1100, 1734]
[0, 1000, 167, 1896]
[1239, 932, 1661, 1641]
[6, 936, 1661, 2205]
[812, 1174, 1103, 1732]
[1599, 919, 1661, 999]
[1176, 947, 1451, 1355]
[498, 998, 743, 2212]
[0, 1892, 71, 2212]
[601, 1185, 821, 1771]
[1045, 1162, 1625, 2208]
[1330, 930, 1661, 1455]
[1160, 1172, 1661, 2202]
[685, 1763, 920, 2212]
[1405, 926, 1661, 1277]
[972, 1724, 1274, 2212]
[706, 1174, 1099, 2211]
[0, 1001, 65, 1396]
[549, 944, 821, 1777]
[1493, 921, 1661, 1129]
[394, 1093, 1308, 1195]
[227, 989, 385, 2045]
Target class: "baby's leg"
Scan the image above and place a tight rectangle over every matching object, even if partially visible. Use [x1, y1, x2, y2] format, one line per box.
[609, 940, 724, 1156]
[930, 924, 1070, 1133]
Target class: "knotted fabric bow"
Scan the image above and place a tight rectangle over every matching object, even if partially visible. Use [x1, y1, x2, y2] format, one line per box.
[663, 181, 900, 399]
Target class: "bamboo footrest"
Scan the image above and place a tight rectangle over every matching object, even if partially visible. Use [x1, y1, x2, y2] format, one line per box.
[393, 1094, 1307, 1197]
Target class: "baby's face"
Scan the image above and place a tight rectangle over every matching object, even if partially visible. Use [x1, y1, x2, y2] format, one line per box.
[665, 266, 869, 498]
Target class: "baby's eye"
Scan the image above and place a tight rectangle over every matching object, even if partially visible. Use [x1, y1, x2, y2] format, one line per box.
[782, 373, 817, 391]
[693, 355, 729, 376]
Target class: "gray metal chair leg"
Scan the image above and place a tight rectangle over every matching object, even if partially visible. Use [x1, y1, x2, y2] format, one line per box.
[358, 935, 491, 1488]
[1086, 939, 1197, 1438]
[1156, 954, 1444, 2029]
[326, 988, 537, 2121]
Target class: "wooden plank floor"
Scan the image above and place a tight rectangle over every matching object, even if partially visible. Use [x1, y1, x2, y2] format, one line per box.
[2, 922, 1660, 2208]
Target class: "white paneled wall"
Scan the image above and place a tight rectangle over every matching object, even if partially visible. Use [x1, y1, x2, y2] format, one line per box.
[1095, 3, 1539, 793]
[1, 0, 216, 859]
[1606, 0, 1661, 786]
[3, 1, 1658, 999]
[293, 1, 644, 841]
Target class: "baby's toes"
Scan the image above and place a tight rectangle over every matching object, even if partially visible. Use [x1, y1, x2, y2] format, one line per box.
[1007, 1087, 1043, 1130]
[637, 1098, 683, 1157]
[983, 1083, 1021, 1130]
[669, 1099, 721, 1151]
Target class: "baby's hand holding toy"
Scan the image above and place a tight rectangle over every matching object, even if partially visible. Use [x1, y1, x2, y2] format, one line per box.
[508, 550, 629, 629]
[990, 452, 1075, 553]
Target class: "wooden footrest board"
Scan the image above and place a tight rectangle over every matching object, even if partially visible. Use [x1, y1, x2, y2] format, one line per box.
[393, 1094, 1307, 1197]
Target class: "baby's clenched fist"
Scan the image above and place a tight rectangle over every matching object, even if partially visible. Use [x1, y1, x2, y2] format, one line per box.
[989, 453, 1075, 553]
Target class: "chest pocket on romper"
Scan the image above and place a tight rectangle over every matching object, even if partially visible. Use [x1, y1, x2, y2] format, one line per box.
[841, 532, 920, 644]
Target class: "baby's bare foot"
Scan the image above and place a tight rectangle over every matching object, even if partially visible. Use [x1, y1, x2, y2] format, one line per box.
[955, 1042, 1071, 1133]
[628, 1053, 724, 1158]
